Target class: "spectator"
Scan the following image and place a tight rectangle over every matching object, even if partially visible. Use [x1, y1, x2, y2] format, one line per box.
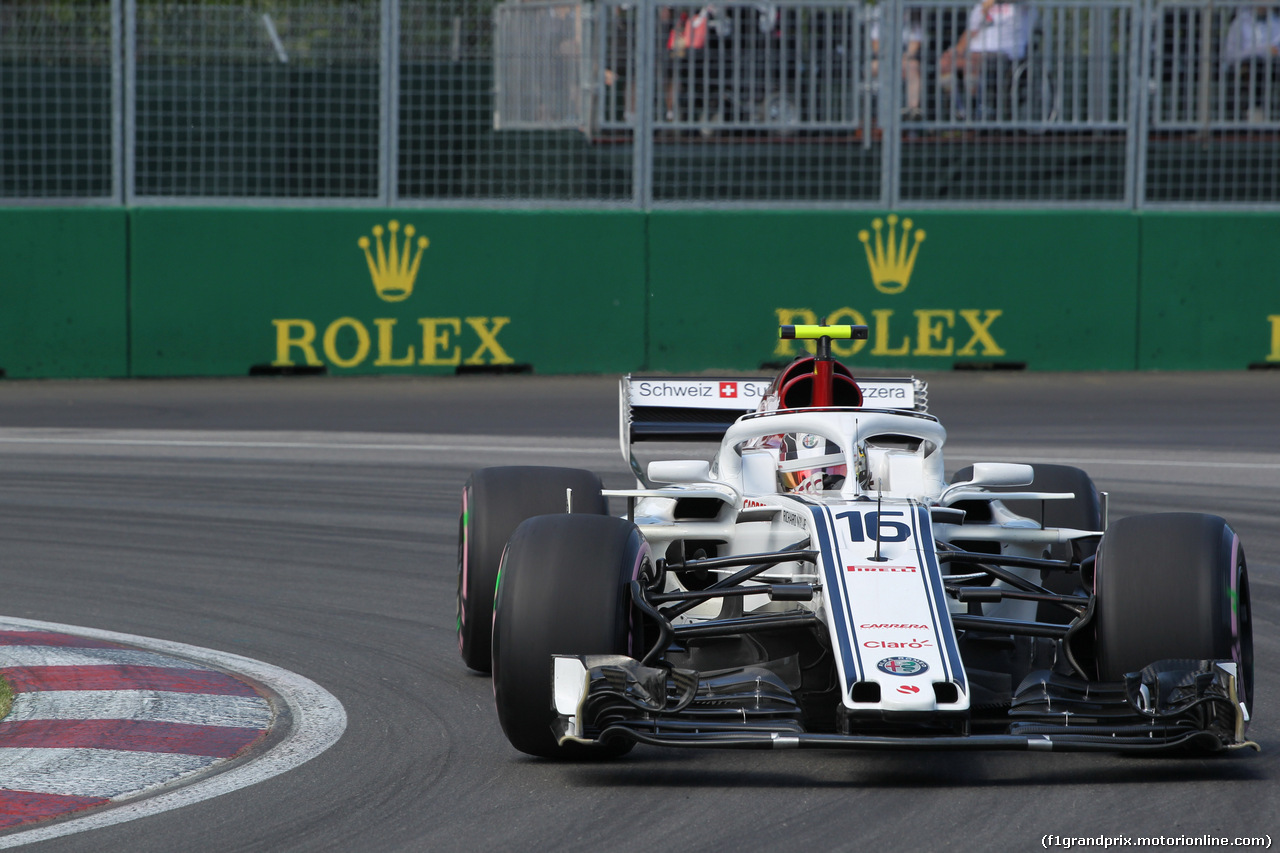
[938, 0, 1037, 116]
[662, 6, 710, 123]
[662, 5, 737, 129]
[1222, 5, 1280, 122]
[869, 5, 925, 120]
[603, 4, 637, 124]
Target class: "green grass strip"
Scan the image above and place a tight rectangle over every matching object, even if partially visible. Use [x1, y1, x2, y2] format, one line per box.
[0, 673, 11, 721]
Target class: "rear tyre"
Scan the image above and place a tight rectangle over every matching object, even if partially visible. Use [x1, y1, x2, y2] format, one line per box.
[456, 466, 606, 673]
[1094, 513, 1252, 713]
[492, 514, 649, 758]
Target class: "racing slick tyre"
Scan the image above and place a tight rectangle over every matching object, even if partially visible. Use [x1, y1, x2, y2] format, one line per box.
[1094, 513, 1253, 712]
[457, 467, 607, 673]
[953, 463, 1102, 623]
[492, 514, 649, 759]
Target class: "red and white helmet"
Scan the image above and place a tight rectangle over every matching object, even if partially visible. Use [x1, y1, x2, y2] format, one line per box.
[776, 431, 847, 493]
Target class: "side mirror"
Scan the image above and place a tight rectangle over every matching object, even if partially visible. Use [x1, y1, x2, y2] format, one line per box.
[648, 459, 712, 484]
[963, 462, 1035, 488]
[937, 462, 1033, 504]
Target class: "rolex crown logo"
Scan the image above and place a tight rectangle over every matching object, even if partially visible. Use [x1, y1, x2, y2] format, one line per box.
[358, 220, 429, 303]
[859, 215, 925, 295]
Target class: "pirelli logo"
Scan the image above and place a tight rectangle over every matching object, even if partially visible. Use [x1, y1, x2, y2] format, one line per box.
[847, 565, 917, 573]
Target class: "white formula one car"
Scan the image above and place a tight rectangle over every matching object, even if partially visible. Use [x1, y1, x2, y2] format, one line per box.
[457, 324, 1255, 758]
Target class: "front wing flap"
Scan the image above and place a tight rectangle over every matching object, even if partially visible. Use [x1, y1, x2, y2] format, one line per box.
[553, 655, 1256, 753]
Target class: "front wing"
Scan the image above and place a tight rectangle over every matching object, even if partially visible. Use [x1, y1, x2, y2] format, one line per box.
[552, 655, 1254, 753]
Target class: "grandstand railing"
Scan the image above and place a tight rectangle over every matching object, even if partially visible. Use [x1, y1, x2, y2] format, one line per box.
[3, 0, 1278, 208]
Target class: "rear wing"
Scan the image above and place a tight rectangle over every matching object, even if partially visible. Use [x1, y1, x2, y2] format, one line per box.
[619, 374, 929, 482]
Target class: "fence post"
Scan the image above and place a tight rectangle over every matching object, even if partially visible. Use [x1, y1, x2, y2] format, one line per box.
[883, 0, 902, 208]
[633, 0, 655, 209]
[1132, 0, 1151, 208]
[382, 0, 399, 205]
[110, 0, 124, 205]
[123, 0, 137, 205]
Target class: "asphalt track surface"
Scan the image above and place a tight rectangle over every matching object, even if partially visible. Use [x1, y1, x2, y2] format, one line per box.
[0, 371, 1276, 852]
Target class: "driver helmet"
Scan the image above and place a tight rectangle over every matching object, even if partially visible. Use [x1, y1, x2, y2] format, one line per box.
[777, 432, 848, 493]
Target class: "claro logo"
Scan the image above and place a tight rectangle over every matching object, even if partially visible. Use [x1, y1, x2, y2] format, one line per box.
[270, 220, 514, 370]
[863, 639, 934, 649]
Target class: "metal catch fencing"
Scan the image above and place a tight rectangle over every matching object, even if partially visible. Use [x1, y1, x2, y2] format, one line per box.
[3, 0, 1279, 208]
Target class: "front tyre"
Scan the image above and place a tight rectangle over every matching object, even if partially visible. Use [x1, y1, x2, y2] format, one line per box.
[457, 466, 606, 673]
[1094, 513, 1253, 713]
[492, 514, 649, 758]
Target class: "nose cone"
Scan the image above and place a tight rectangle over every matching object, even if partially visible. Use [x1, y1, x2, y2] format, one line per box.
[880, 681, 942, 706]
[876, 680, 937, 711]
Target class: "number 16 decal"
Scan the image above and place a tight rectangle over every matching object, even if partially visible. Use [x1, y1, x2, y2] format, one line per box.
[836, 510, 911, 543]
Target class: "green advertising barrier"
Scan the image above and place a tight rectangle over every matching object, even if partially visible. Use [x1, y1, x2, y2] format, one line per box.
[648, 211, 1141, 372]
[129, 209, 647, 376]
[0, 209, 128, 378]
[2, 208, 1274, 379]
[1138, 213, 1280, 370]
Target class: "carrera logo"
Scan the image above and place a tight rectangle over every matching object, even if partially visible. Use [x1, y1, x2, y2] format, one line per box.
[863, 639, 934, 650]
[860, 623, 930, 630]
[719, 382, 737, 398]
[743, 499, 768, 509]
[847, 565, 918, 573]
[897, 684, 921, 695]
